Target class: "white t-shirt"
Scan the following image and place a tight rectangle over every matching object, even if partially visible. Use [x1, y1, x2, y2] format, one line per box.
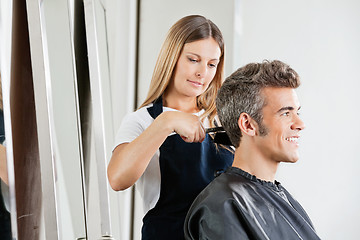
[113, 104, 208, 215]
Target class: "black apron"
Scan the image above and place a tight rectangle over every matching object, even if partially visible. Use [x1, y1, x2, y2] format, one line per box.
[141, 98, 234, 240]
[0, 109, 11, 240]
[0, 184, 11, 240]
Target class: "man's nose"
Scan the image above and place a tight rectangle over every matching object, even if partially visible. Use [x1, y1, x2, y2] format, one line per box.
[291, 114, 305, 131]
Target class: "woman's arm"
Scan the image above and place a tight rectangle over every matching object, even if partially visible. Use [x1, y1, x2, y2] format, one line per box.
[0, 144, 8, 185]
[107, 111, 205, 191]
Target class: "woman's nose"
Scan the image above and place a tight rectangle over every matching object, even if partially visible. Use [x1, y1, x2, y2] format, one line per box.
[195, 64, 207, 78]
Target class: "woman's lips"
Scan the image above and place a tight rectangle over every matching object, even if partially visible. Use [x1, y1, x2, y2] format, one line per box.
[187, 79, 203, 87]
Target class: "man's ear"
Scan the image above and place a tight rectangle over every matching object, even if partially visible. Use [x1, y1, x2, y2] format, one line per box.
[238, 113, 257, 137]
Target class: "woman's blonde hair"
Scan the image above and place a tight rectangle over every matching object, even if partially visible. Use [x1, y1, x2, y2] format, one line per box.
[139, 15, 225, 127]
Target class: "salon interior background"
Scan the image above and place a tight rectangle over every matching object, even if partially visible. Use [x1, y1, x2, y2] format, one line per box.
[0, 0, 359, 239]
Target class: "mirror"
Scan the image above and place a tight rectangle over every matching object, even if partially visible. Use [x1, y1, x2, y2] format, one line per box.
[1, 0, 359, 239]
[83, 0, 137, 239]
[1, 0, 42, 239]
[0, 3, 12, 239]
[26, 0, 87, 239]
[0, 75, 12, 240]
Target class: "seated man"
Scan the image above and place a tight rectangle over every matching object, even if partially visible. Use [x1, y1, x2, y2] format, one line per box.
[184, 60, 321, 240]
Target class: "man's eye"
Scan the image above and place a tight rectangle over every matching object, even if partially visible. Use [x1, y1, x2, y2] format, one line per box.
[281, 112, 290, 116]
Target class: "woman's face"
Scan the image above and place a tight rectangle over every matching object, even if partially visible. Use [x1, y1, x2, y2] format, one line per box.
[166, 37, 221, 100]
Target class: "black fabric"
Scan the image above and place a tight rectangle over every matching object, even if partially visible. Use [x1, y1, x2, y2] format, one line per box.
[0, 184, 11, 240]
[0, 109, 4, 144]
[142, 97, 234, 240]
[185, 167, 321, 240]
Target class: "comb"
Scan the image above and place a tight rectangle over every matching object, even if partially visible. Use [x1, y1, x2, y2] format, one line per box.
[206, 127, 233, 146]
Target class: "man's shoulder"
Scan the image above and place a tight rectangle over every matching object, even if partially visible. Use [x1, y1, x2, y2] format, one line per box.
[184, 169, 252, 239]
[192, 168, 251, 206]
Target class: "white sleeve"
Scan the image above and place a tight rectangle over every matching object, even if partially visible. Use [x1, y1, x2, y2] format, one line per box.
[112, 108, 151, 151]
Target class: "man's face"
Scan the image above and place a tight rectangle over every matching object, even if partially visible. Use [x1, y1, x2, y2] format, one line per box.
[254, 87, 305, 163]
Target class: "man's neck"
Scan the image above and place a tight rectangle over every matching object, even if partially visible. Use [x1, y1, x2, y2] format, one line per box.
[232, 142, 279, 182]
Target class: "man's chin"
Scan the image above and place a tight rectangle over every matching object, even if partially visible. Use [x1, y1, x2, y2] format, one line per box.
[288, 155, 300, 163]
[282, 153, 300, 163]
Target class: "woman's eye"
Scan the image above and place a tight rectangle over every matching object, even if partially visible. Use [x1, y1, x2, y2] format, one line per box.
[188, 58, 198, 62]
[209, 63, 217, 68]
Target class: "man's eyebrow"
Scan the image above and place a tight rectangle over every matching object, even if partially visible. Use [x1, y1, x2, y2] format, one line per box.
[277, 106, 301, 113]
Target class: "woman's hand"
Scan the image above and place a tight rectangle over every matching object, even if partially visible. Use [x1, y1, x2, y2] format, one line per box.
[158, 111, 206, 143]
[0, 145, 8, 185]
[108, 110, 206, 191]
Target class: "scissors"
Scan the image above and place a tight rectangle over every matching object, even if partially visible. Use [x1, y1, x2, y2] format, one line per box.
[205, 127, 232, 146]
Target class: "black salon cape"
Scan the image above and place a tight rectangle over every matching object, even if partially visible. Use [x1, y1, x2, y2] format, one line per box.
[184, 167, 321, 240]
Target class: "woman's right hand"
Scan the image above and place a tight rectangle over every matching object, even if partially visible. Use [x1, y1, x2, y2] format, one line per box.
[158, 111, 206, 143]
[108, 110, 206, 191]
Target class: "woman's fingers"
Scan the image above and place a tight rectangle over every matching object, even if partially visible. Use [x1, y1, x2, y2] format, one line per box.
[164, 111, 206, 143]
[198, 119, 206, 142]
[181, 120, 205, 143]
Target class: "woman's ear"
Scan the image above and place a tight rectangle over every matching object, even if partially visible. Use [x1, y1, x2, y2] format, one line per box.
[238, 113, 257, 137]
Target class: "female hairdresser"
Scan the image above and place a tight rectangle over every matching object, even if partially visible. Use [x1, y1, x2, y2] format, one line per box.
[108, 15, 234, 240]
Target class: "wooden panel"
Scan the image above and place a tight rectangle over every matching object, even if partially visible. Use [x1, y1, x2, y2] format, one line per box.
[10, 0, 41, 239]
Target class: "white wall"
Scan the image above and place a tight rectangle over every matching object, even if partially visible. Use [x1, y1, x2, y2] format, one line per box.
[136, 0, 360, 239]
[237, 1, 360, 239]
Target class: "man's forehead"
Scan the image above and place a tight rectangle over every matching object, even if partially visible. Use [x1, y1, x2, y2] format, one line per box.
[261, 87, 300, 111]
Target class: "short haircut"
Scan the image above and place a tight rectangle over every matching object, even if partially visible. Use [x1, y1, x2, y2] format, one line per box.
[216, 60, 300, 148]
